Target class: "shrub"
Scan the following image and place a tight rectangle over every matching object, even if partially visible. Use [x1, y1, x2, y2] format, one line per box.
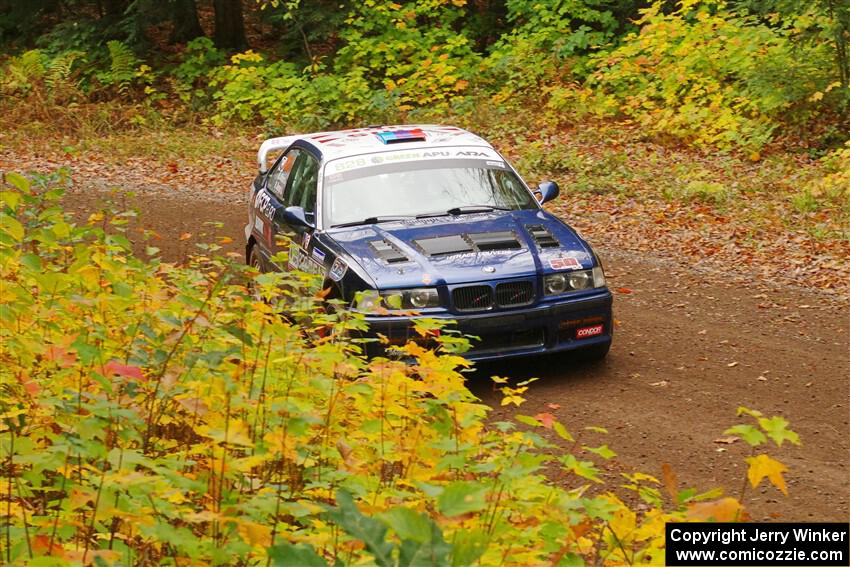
[666, 180, 734, 205]
[572, 0, 842, 151]
[0, 172, 801, 565]
[794, 141, 850, 213]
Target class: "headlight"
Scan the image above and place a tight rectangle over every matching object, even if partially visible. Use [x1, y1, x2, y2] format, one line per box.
[568, 270, 592, 290]
[544, 268, 605, 296]
[544, 273, 568, 294]
[354, 288, 440, 312]
[382, 288, 440, 309]
[353, 290, 382, 311]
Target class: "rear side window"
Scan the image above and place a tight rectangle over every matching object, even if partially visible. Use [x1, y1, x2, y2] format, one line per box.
[267, 149, 300, 200]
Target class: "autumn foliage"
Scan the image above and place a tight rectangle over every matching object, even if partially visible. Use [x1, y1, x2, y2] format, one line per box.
[0, 172, 801, 565]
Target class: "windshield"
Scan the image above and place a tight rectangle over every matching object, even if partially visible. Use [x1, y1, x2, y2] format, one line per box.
[323, 158, 536, 227]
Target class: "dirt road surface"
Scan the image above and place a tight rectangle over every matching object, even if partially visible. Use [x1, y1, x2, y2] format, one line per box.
[63, 182, 849, 523]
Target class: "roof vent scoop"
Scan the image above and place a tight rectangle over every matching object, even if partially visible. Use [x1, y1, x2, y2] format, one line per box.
[376, 129, 427, 144]
[526, 225, 560, 248]
[369, 240, 409, 263]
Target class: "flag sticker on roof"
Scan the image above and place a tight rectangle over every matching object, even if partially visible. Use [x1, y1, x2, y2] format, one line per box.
[376, 129, 427, 144]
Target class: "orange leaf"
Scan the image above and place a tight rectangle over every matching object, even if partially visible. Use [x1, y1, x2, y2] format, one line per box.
[101, 361, 145, 381]
[687, 497, 746, 521]
[661, 462, 678, 500]
[179, 232, 192, 241]
[616, 287, 633, 294]
[534, 412, 556, 429]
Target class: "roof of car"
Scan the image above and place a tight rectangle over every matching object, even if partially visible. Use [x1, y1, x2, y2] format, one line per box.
[257, 125, 495, 172]
[301, 124, 492, 157]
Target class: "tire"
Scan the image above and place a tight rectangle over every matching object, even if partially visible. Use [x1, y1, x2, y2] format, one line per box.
[247, 244, 263, 271]
[247, 245, 264, 301]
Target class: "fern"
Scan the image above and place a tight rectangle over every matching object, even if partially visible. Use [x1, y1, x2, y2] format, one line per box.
[2, 50, 46, 94]
[45, 50, 85, 94]
[106, 40, 139, 95]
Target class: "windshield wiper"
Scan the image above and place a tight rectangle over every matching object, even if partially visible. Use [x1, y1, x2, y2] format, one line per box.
[330, 215, 414, 228]
[417, 205, 513, 219]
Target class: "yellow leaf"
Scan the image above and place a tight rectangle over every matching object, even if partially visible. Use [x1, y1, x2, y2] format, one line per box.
[746, 454, 788, 495]
[239, 520, 272, 547]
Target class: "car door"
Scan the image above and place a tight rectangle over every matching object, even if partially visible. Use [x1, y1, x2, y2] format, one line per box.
[276, 151, 325, 276]
[252, 148, 300, 263]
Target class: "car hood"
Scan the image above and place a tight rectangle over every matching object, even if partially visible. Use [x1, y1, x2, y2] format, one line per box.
[326, 209, 594, 288]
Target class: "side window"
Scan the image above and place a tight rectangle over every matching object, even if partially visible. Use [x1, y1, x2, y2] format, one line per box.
[285, 153, 320, 216]
[267, 149, 300, 200]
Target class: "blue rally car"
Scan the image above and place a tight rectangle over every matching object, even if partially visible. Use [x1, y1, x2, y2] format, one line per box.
[245, 125, 612, 362]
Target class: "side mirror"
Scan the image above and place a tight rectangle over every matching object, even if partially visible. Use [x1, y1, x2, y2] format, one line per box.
[281, 206, 314, 230]
[535, 181, 560, 204]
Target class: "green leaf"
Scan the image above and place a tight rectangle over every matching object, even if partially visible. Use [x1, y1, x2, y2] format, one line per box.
[4, 172, 30, 194]
[583, 444, 616, 459]
[268, 542, 327, 567]
[515, 414, 541, 427]
[326, 490, 395, 567]
[451, 528, 488, 567]
[736, 406, 763, 418]
[723, 424, 766, 447]
[558, 552, 586, 567]
[20, 253, 42, 271]
[378, 507, 432, 544]
[436, 481, 487, 517]
[583, 425, 608, 434]
[559, 454, 602, 483]
[0, 214, 24, 241]
[757, 416, 800, 447]
[553, 421, 574, 442]
[399, 521, 452, 567]
[0, 190, 20, 210]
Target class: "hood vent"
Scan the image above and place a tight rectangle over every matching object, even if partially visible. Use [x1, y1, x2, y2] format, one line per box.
[414, 232, 522, 257]
[414, 235, 473, 257]
[369, 240, 409, 263]
[467, 231, 521, 251]
[526, 224, 559, 248]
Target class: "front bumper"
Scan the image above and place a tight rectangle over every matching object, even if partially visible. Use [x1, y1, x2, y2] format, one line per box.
[363, 290, 613, 362]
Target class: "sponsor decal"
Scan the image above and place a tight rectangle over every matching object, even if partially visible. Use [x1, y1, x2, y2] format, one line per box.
[329, 258, 347, 282]
[302, 231, 311, 249]
[254, 190, 276, 220]
[421, 273, 433, 285]
[549, 257, 583, 271]
[576, 324, 604, 339]
[286, 242, 324, 275]
[253, 215, 264, 233]
[330, 149, 498, 172]
[311, 247, 326, 263]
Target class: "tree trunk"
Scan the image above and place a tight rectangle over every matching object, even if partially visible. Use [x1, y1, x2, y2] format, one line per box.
[170, 0, 204, 44]
[103, 0, 128, 19]
[213, 0, 247, 51]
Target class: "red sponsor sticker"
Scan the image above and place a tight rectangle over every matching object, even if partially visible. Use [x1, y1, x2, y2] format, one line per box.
[576, 324, 604, 339]
[549, 257, 583, 270]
